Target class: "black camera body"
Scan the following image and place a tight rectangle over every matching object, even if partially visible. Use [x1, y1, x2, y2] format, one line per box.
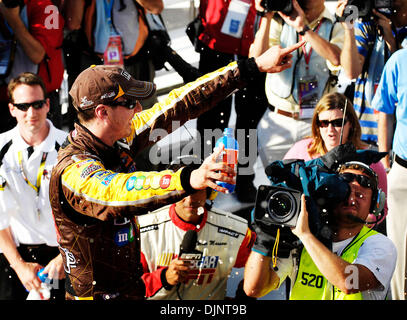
[260, 0, 294, 15]
[254, 185, 302, 229]
[346, 0, 393, 20]
[253, 157, 352, 253]
[2, 0, 22, 8]
[253, 143, 388, 257]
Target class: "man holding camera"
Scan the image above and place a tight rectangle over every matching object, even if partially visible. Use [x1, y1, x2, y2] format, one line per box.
[340, 0, 407, 145]
[250, 0, 354, 167]
[244, 161, 397, 300]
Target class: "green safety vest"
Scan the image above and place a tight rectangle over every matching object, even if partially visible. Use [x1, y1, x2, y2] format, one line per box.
[290, 226, 377, 300]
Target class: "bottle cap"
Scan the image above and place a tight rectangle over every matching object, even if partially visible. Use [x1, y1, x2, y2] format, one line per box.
[224, 128, 233, 135]
[37, 268, 48, 283]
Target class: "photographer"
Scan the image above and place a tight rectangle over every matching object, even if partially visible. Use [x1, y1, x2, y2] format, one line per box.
[340, 0, 407, 145]
[250, 0, 356, 166]
[0, 0, 65, 132]
[244, 161, 397, 300]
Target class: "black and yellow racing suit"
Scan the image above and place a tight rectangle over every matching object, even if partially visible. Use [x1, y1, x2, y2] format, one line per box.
[49, 59, 259, 299]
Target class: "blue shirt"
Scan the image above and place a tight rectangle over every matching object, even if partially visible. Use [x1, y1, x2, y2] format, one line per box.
[372, 48, 407, 159]
[354, 21, 407, 143]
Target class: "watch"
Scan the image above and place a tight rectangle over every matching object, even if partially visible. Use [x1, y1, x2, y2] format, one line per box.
[298, 25, 310, 36]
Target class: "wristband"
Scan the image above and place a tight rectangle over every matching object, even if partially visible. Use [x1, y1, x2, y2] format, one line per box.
[160, 268, 174, 291]
[256, 10, 266, 17]
[298, 25, 310, 36]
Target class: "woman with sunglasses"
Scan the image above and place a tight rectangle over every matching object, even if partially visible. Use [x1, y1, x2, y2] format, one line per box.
[284, 92, 387, 230]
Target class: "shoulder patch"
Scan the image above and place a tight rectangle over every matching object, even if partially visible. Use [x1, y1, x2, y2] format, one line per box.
[140, 224, 159, 233]
[217, 227, 240, 238]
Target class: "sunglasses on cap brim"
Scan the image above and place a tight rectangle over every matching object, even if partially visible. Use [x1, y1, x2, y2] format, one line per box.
[13, 99, 46, 111]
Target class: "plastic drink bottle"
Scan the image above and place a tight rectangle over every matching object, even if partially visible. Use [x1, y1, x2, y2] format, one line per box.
[26, 268, 51, 300]
[215, 128, 239, 193]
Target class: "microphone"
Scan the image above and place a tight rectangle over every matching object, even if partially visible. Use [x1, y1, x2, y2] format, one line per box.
[176, 230, 202, 298]
[179, 230, 201, 261]
[345, 214, 372, 225]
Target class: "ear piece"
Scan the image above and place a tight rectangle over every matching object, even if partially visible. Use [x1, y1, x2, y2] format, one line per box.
[371, 188, 386, 216]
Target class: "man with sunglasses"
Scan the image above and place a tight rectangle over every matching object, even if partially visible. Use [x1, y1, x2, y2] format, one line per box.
[49, 42, 301, 300]
[0, 72, 67, 300]
[244, 161, 397, 300]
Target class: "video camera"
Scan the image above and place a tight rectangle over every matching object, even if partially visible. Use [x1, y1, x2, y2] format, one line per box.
[2, 0, 22, 8]
[252, 143, 387, 256]
[259, 0, 306, 15]
[145, 13, 201, 83]
[344, 0, 394, 20]
[253, 157, 350, 253]
[260, 0, 294, 15]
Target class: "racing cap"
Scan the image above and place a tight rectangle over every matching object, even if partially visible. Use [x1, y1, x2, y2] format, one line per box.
[69, 65, 156, 111]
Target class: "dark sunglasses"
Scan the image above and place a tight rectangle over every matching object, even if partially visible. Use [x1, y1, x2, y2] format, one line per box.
[317, 118, 347, 128]
[339, 173, 377, 191]
[106, 99, 138, 109]
[13, 99, 46, 111]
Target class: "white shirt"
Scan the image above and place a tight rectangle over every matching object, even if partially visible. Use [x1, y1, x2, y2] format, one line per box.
[139, 204, 250, 300]
[275, 232, 397, 300]
[0, 120, 67, 248]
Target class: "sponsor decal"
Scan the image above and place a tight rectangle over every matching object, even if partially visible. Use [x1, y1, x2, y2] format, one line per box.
[75, 159, 94, 168]
[139, 224, 159, 233]
[80, 96, 94, 108]
[160, 175, 172, 189]
[114, 217, 131, 225]
[101, 91, 116, 99]
[101, 173, 117, 186]
[80, 163, 102, 179]
[126, 176, 137, 191]
[134, 176, 145, 190]
[185, 256, 219, 285]
[217, 227, 239, 238]
[114, 224, 135, 247]
[150, 175, 161, 189]
[143, 175, 152, 190]
[61, 247, 77, 274]
[121, 70, 131, 80]
[92, 171, 117, 186]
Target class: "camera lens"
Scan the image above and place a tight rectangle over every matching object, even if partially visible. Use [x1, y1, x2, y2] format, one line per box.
[267, 191, 297, 224]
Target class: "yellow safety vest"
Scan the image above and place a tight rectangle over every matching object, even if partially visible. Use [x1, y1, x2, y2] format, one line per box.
[290, 226, 377, 300]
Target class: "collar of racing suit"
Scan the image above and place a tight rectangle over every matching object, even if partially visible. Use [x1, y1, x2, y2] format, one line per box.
[169, 203, 208, 232]
[69, 122, 134, 171]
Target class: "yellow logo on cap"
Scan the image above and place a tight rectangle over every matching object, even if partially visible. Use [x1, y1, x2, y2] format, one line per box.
[114, 84, 125, 100]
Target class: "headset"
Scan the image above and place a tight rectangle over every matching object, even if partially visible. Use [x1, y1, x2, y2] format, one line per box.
[337, 161, 386, 223]
[167, 155, 218, 202]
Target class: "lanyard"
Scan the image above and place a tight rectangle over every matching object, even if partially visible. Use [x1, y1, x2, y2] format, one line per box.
[104, 0, 115, 31]
[300, 19, 324, 66]
[17, 150, 48, 218]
